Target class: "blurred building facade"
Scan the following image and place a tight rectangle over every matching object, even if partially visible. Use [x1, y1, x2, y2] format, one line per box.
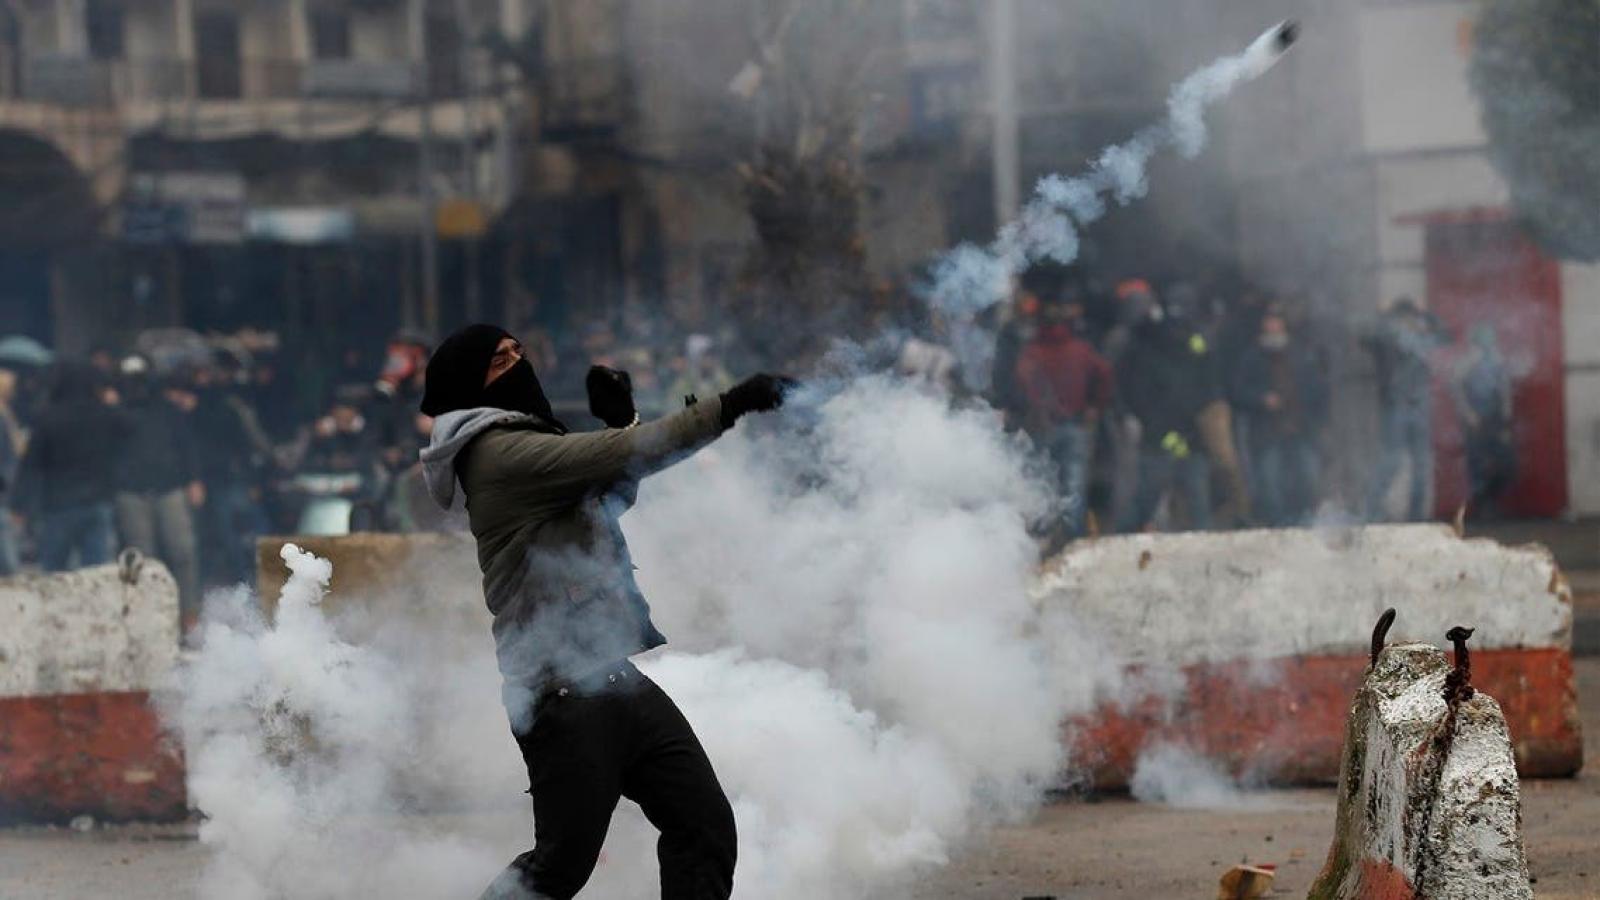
[1224, 0, 1600, 518]
[0, 0, 533, 355]
[2, 0, 1596, 516]
[0, 0, 1234, 353]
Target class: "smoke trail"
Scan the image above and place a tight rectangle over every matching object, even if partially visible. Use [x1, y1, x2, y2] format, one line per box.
[929, 22, 1297, 386]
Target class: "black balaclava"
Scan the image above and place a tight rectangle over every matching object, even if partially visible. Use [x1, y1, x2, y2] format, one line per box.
[421, 323, 565, 431]
[482, 357, 564, 429]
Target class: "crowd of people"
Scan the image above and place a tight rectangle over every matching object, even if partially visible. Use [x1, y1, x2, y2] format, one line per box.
[977, 277, 1518, 548]
[0, 319, 750, 630]
[0, 275, 1520, 626]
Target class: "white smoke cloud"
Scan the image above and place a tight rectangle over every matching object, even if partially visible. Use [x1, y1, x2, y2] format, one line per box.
[166, 383, 1100, 900]
[1129, 742, 1281, 811]
[162, 546, 514, 899]
[162, 24, 1295, 900]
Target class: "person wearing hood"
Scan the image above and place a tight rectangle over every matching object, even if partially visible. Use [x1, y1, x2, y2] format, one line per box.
[1014, 292, 1112, 540]
[418, 324, 792, 900]
[1114, 290, 1221, 532]
[14, 363, 130, 571]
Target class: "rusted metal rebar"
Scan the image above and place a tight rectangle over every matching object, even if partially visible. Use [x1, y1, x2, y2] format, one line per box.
[1370, 608, 1397, 669]
[1443, 625, 1475, 704]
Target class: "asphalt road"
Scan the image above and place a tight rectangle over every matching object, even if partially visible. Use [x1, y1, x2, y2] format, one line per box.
[4, 660, 1595, 899]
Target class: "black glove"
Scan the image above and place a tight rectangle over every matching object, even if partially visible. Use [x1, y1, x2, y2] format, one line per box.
[586, 365, 637, 429]
[719, 373, 796, 428]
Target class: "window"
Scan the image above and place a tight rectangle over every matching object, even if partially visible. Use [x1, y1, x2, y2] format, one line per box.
[86, 0, 124, 60]
[311, 9, 351, 60]
[195, 10, 241, 99]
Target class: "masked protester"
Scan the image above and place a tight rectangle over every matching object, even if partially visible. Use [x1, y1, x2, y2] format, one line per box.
[1229, 311, 1329, 526]
[1014, 293, 1112, 541]
[418, 324, 793, 900]
[1115, 293, 1221, 532]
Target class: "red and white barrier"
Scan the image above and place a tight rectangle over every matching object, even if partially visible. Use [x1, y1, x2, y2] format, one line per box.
[1036, 524, 1581, 788]
[0, 557, 185, 823]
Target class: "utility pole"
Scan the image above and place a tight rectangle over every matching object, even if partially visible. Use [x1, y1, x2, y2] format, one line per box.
[987, 0, 1019, 227]
[411, 0, 440, 336]
[456, 0, 481, 322]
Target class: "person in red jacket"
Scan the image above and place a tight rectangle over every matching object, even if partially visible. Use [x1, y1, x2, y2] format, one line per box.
[1015, 292, 1114, 538]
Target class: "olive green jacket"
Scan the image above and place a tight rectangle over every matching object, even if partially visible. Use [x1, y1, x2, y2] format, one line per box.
[421, 399, 727, 697]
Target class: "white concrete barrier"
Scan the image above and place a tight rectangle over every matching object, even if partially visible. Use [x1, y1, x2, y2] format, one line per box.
[1036, 524, 1581, 786]
[0, 555, 185, 823]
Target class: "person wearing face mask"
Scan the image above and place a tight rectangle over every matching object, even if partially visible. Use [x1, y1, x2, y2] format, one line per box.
[1015, 291, 1113, 542]
[417, 324, 794, 900]
[1229, 310, 1329, 526]
[1114, 287, 1221, 532]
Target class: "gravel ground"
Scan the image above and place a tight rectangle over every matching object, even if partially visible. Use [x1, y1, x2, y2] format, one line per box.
[4, 660, 1594, 899]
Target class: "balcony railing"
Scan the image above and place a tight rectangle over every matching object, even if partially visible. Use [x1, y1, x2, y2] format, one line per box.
[302, 60, 417, 99]
[11, 56, 439, 107]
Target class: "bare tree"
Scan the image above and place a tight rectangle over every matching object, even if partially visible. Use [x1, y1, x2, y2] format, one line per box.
[730, 0, 900, 364]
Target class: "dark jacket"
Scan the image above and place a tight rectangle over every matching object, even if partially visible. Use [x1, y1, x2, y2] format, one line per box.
[116, 397, 199, 495]
[1117, 320, 1220, 449]
[420, 399, 727, 698]
[15, 379, 130, 515]
[193, 388, 271, 484]
[1229, 343, 1330, 441]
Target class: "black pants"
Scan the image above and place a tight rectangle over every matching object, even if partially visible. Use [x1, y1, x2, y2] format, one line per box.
[481, 662, 737, 899]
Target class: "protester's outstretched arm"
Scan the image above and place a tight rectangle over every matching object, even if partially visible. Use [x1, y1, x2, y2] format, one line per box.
[491, 372, 791, 496]
[494, 395, 727, 493]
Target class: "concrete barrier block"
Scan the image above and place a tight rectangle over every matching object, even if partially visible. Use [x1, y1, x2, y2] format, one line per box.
[254, 532, 479, 625]
[0, 559, 185, 823]
[1308, 642, 1532, 899]
[1037, 524, 1581, 786]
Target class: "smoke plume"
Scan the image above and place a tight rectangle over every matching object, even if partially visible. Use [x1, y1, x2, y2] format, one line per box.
[929, 21, 1296, 386]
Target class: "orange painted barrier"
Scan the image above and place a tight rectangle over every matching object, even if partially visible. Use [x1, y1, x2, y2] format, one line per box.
[0, 559, 185, 823]
[1038, 524, 1582, 788]
[1064, 648, 1579, 789]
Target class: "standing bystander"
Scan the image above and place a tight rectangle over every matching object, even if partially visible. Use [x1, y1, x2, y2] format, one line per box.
[1230, 311, 1329, 525]
[112, 355, 204, 628]
[1454, 325, 1516, 518]
[1364, 298, 1451, 521]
